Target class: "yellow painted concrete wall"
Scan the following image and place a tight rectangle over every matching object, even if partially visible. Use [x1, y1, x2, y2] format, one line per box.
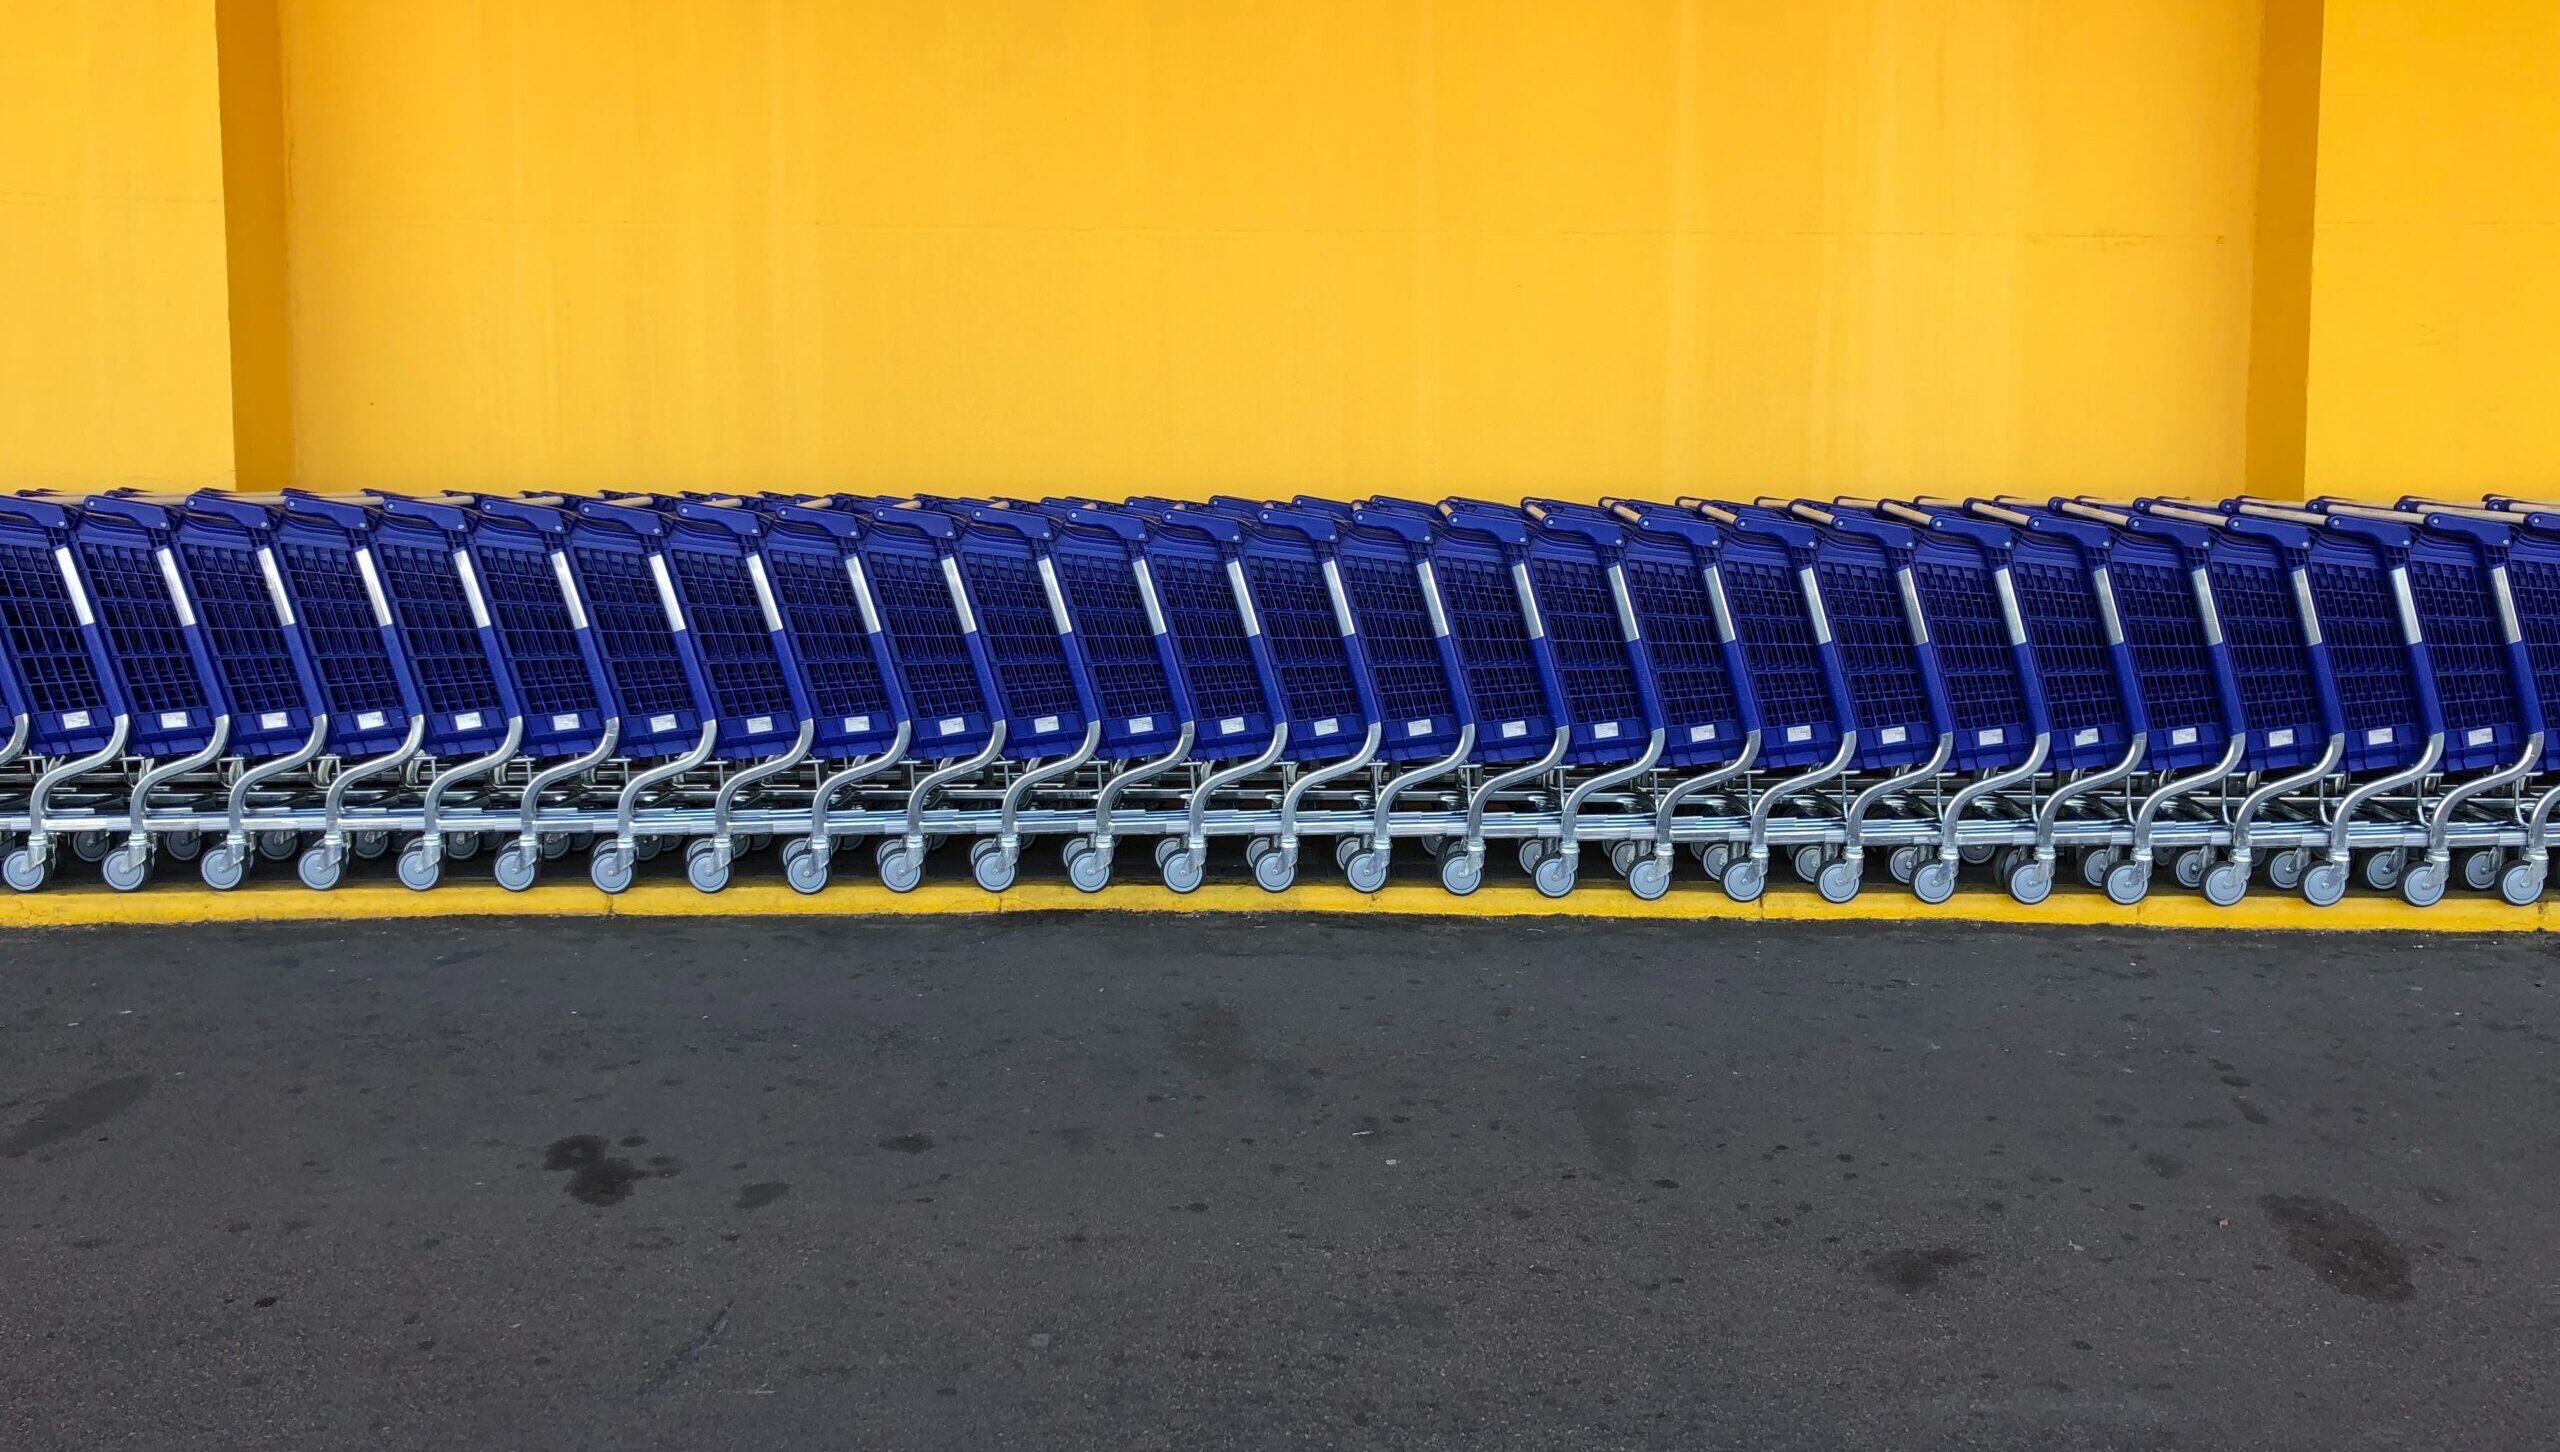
[2305, 0, 2560, 499]
[274, 0, 2267, 501]
[0, 0, 236, 489]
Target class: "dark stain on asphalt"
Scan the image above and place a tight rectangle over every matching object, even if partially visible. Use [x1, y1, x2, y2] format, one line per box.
[2261, 1194, 2414, 1302]
[544, 1135, 644, 1207]
[1571, 1078, 1664, 1178]
[2, 1076, 151, 1159]
[1168, 1002, 1249, 1079]
[1870, 1246, 1974, 1293]
[2142, 1151, 2186, 1179]
[736, 1181, 789, 1210]
[878, 1133, 935, 1154]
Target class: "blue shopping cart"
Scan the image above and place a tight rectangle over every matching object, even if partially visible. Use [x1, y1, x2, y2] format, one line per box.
[1323, 502, 1476, 892]
[0, 496, 131, 892]
[1427, 501, 1575, 896]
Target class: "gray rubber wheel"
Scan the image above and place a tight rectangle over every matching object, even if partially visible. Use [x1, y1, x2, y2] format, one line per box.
[2202, 860, 2248, 908]
[2172, 847, 2208, 890]
[2080, 847, 2119, 889]
[71, 831, 110, 863]
[1792, 844, 1827, 883]
[589, 842, 635, 895]
[1886, 845, 1923, 885]
[447, 832, 483, 860]
[1439, 850, 1483, 897]
[2461, 849, 2502, 893]
[685, 841, 731, 894]
[784, 842, 831, 896]
[1696, 843, 1733, 881]
[971, 841, 1018, 893]
[1609, 840, 1643, 877]
[2400, 860, 2446, 909]
[351, 830, 391, 860]
[1960, 841, 1997, 866]
[1721, 857, 1767, 904]
[1345, 849, 1390, 894]
[1519, 838, 1552, 875]
[1161, 847, 1205, 895]
[2363, 849, 2406, 892]
[1253, 846, 1295, 894]
[297, 845, 344, 892]
[1532, 851, 1577, 899]
[2007, 859, 2054, 906]
[199, 844, 246, 892]
[1626, 856, 1671, 901]
[2498, 860, 2542, 907]
[165, 830, 203, 862]
[101, 845, 152, 893]
[1817, 859, 1862, 904]
[1334, 836, 1362, 870]
[879, 844, 924, 893]
[396, 841, 441, 892]
[2104, 859, 2150, 907]
[258, 830, 299, 862]
[1911, 860, 1958, 905]
[2266, 848, 2307, 891]
[2301, 860, 2348, 908]
[493, 843, 540, 892]
[1065, 843, 1112, 894]
[1154, 837, 1185, 869]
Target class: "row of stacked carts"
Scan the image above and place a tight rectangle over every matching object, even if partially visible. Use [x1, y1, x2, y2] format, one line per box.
[0, 488, 2554, 908]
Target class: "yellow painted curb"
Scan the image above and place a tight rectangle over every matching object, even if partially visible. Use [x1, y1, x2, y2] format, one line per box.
[0, 874, 2545, 933]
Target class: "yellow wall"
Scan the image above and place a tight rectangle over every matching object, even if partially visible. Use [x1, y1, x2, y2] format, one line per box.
[0, 0, 236, 489]
[271, 0, 2267, 501]
[2305, 0, 2560, 498]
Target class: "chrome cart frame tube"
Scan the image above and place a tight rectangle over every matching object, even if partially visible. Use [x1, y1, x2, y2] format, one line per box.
[0, 712, 30, 776]
[1936, 732, 2049, 867]
[514, 719, 620, 851]
[1647, 731, 1760, 866]
[2425, 730, 2543, 867]
[2031, 735, 2146, 866]
[28, 714, 131, 837]
[2226, 734, 2342, 870]
[2322, 733, 2442, 866]
[1279, 722, 1382, 856]
[1558, 727, 1664, 852]
[1462, 726, 1570, 858]
[2132, 735, 2247, 866]
[901, 721, 1008, 857]
[804, 722, 911, 850]
[225, 715, 328, 850]
[1367, 724, 1474, 855]
[612, 721, 719, 851]
[2526, 775, 2560, 871]
[1745, 730, 1860, 865]
[1844, 734, 1953, 857]
[123, 716, 232, 857]
[1092, 725, 1192, 855]
[1181, 725, 1289, 853]
[415, 717, 524, 863]
[320, 716, 429, 847]
[996, 720, 1102, 861]
[705, 719, 815, 866]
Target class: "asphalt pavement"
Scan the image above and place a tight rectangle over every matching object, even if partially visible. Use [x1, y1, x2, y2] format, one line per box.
[3, 915, 2554, 1449]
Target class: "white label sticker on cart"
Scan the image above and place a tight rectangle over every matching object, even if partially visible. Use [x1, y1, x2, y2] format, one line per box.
[1501, 720, 1528, 740]
[1218, 716, 1247, 736]
[1978, 727, 2005, 747]
[1313, 717, 1340, 737]
[2367, 725, 2395, 746]
[649, 712, 678, 734]
[261, 711, 290, 731]
[938, 716, 968, 736]
[746, 715, 773, 735]
[551, 713, 581, 732]
[1127, 715, 1155, 734]
[1689, 723, 1718, 743]
[1407, 719, 1432, 738]
[1033, 715, 1061, 735]
[63, 710, 91, 729]
[844, 714, 871, 733]
[454, 711, 484, 731]
[357, 710, 386, 730]
[2073, 727, 2100, 748]
[2468, 725, 2496, 747]
[1593, 721, 1620, 740]
[2267, 727, 2295, 748]
[1786, 724, 1812, 743]
[1880, 725, 1907, 745]
[159, 711, 189, 731]
[2171, 726, 2198, 746]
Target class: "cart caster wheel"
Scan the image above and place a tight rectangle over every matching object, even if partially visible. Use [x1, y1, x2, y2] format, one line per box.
[1419, 836, 1449, 861]
[2498, 860, 2544, 907]
[2080, 847, 2118, 889]
[2007, 859, 2054, 906]
[1721, 857, 1767, 904]
[71, 831, 110, 864]
[971, 840, 1018, 894]
[1162, 847, 1205, 895]
[446, 832, 483, 860]
[635, 836, 667, 863]
[396, 841, 442, 892]
[2363, 849, 2406, 892]
[540, 833, 572, 861]
[491, 842, 539, 892]
[2202, 860, 2249, 908]
[1519, 838, 1552, 875]
[2400, 860, 2446, 909]
[1792, 844, 1827, 883]
[258, 830, 299, 862]
[686, 840, 732, 894]
[2266, 848, 2307, 892]
[1696, 842, 1733, 881]
[297, 845, 344, 892]
[1817, 859, 1863, 905]
[1253, 845, 1296, 894]
[1439, 850, 1483, 897]
[165, 830, 203, 863]
[1345, 849, 1391, 894]
[1533, 851, 1577, 899]
[1626, 856, 1671, 901]
[351, 830, 391, 861]
[2172, 847, 2209, 890]
[784, 840, 832, 895]
[1886, 845, 1923, 885]
[1960, 841, 1997, 866]
[2104, 860, 2150, 907]
[1335, 836, 1362, 870]
[198, 844, 246, 892]
[102, 844, 153, 893]
[878, 843, 924, 894]
[746, 833, 773, 853]
[589, 842, 635, 895]
[1609, 840, 1643, 877]
[1064, 842, 1113, 894]
[1991, 847, 2024, 884]
[2461, 848, 2502, 893]
[1911, 859, 1958, 905]
[2301, 860, 2348, 908]
[1154, 837, 1186, 869]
